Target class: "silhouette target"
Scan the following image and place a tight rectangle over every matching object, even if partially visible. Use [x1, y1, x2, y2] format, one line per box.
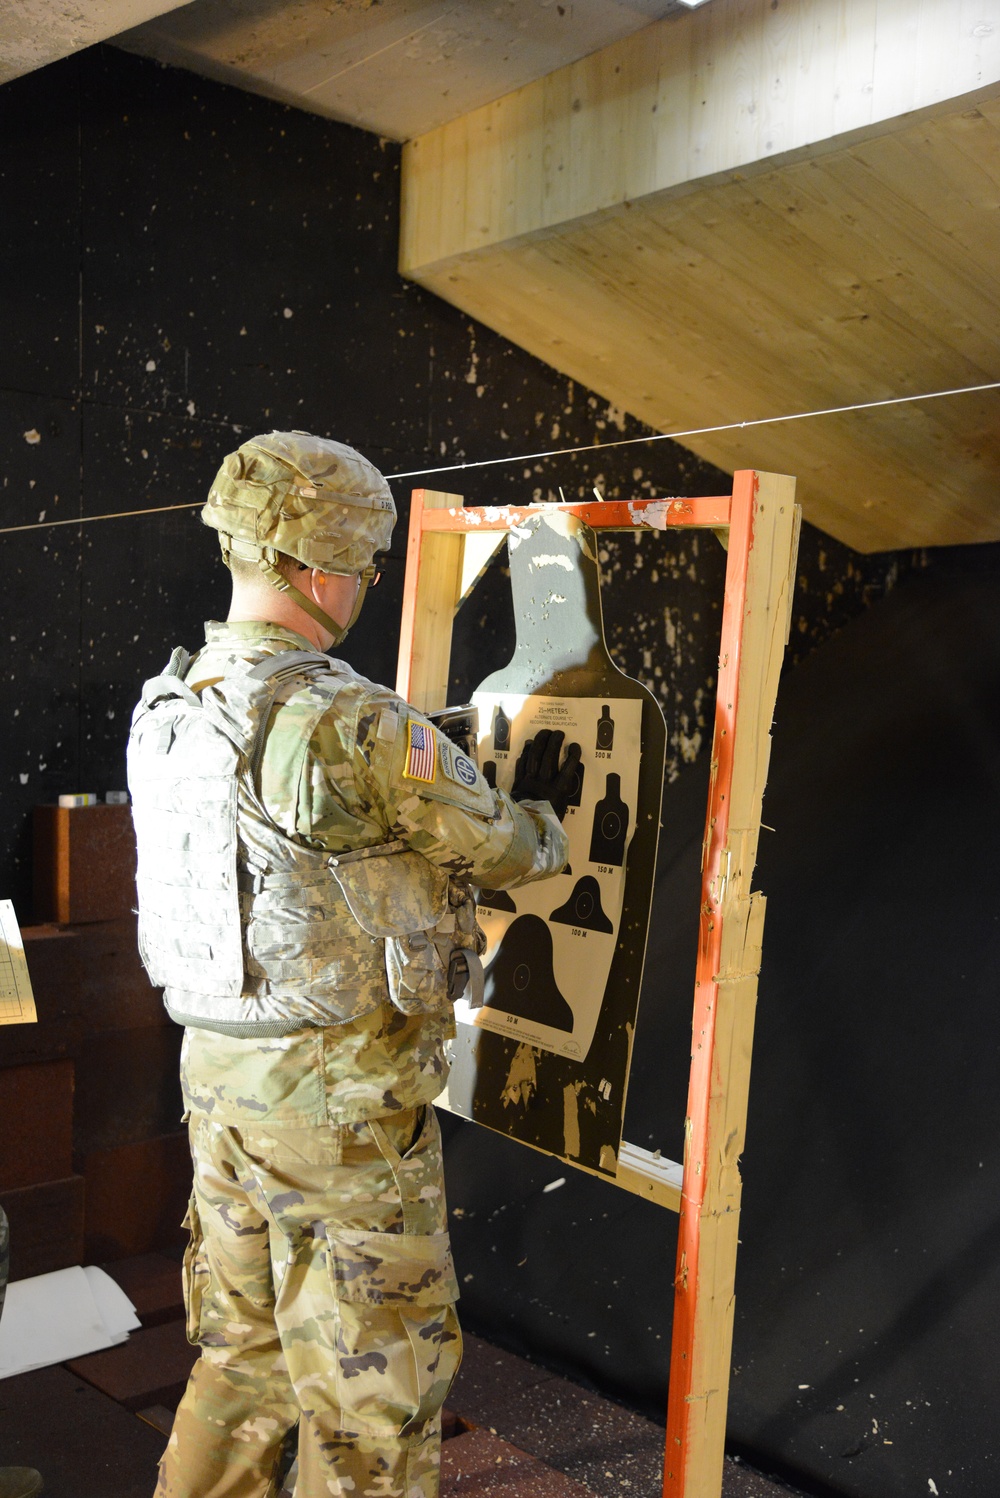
[596, 705, 615, 751]
[549, 875, 613, 934]
[588, 772, 630, 866]
[483, 914, 574, 1032]
[492, 706, 511, 752]
[478, 886, 516, 913]
[564, 756, 585, 810]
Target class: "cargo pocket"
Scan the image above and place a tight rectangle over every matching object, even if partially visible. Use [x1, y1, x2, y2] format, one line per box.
[327, 1228, 461, 1437]
[181, 1193, 208, 1347]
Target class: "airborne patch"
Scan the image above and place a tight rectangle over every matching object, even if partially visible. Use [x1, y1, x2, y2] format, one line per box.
[403, 719, 436, 782]
[439, 739, 480, 790]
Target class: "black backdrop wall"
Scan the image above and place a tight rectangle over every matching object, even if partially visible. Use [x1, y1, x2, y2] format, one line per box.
[2, 44, 999, 1498]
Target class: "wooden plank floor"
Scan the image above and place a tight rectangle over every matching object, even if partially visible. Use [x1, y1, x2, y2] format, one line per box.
[0, 1254, 805, 1498]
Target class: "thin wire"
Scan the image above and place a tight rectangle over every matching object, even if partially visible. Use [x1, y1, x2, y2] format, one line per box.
[2, 378, 998, 537]
[383, 379, 1000, 480]
[0, 500, 204, 536]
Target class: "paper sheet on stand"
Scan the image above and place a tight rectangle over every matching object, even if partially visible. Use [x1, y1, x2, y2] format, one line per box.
[457, 692, 642, 1062]
[0, 899, 37, 1025]
[0, 1266, 140, 1379]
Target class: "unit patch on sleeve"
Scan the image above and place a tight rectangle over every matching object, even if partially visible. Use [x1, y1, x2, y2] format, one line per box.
[403, 718, 437, 782]
[440, 741, 480, 789]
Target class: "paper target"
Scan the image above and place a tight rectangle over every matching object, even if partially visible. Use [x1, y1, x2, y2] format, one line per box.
[461, 692, 642, 1062]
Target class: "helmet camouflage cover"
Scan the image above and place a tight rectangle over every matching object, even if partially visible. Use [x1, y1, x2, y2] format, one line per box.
[202, 430, 396, 575]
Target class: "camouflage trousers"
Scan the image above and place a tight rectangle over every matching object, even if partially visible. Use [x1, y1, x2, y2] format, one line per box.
[159, 1106, 461, 1498]
[0, 1204, 8, 1321]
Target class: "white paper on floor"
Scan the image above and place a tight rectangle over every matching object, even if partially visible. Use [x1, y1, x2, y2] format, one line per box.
[0, 1265, 141, 1379]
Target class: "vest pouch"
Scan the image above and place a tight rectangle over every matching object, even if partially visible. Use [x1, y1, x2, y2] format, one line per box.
[329, 847, 452, 1016]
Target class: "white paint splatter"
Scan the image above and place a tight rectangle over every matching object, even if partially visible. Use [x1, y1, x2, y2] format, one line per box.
[145, 359, 157, 371]
[283, 307, 294, 319]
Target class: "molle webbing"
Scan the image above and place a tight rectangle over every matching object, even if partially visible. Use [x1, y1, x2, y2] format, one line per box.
[128, 647, 392, 1035]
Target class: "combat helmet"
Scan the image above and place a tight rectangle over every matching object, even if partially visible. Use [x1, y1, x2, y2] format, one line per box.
[202, 430, 396, 645]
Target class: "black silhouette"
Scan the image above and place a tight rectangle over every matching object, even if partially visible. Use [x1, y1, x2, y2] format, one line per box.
[564, 754, 585, 809]
[492, 705, 511, 752]
[596, 705, 615, 751]
[549, 875, 613, 933]
[477, 886, 516, 913]
[483, 914, 574, 1031]
[588, 772, 629, 866]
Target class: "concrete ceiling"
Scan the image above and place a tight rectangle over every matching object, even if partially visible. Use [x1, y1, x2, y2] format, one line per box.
[114, 0, 686, 142]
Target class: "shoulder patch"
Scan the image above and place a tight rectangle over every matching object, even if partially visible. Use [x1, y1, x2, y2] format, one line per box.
[403, 718, 437, 782]
[439, 739, 480, 790]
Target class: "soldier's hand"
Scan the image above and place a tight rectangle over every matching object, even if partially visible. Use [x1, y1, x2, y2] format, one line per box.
[511, 729, 582, 821]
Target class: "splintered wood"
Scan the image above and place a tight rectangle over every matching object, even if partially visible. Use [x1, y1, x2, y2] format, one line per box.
[665, 472, 799, 1498]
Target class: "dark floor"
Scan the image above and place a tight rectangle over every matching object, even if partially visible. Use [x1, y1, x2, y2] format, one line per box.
[0, 1255, 806, 1498]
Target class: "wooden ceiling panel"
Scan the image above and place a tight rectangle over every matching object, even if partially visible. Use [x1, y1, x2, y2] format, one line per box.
[407, 112, 1000, 552]
[401, 0, 1000, 551]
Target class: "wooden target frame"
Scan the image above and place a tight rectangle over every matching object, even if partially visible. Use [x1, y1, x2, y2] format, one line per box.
[396, 471, 800, 1498]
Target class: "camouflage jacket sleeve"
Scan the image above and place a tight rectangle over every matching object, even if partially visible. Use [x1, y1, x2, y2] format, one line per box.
[264, 675, 568, 888]
[362, 696, 568, 887]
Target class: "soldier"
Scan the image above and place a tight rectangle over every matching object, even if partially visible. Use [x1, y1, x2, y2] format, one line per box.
[127, 432, 580, 1498]
[0, 1205, 44, 1498]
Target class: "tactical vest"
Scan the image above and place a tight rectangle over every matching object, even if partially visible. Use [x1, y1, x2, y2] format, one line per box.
[127, 648, 483, 1038]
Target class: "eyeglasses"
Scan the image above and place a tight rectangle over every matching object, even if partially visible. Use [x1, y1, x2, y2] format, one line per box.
[295, 561, 383, 586]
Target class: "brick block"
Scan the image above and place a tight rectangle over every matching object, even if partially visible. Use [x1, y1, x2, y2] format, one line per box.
[66, 1319, 197, 1411]
[83, 1130, 190, 1263]
[0, 921, 169, 1072]
[0, 1058, 74, 1190]
[0, 1175, 85, 1277]
[73, 1025, 183, 1157]
[33, 803, 136, 924]
[103, 1253, 185, 1328]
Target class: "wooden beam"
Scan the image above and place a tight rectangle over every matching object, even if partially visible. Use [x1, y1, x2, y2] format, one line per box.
[399, 96, 1000, 550]
[420, 495, 733, 532]
[399, 2, 1000, 551]
[664, 471, 800, 1498]
[401, 0, 1000, 271]
[395, 488, 465, 713]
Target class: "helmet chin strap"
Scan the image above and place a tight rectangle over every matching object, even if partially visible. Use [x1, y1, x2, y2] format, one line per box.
[256, 551, 348, 644]
[220, 535, 372, 647]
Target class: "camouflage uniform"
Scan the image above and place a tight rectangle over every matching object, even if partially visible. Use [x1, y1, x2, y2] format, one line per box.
[156, 621, 568, 1498]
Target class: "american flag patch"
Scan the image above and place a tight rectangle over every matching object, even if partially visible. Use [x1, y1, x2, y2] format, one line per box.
[404, 719, 436, 782]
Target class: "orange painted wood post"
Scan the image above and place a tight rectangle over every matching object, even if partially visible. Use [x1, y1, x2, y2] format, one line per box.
[395, 488, 465, 711]
[395, 485, 426, 704]
[664, 470, 800, 1498]
[395, 476, 800, 1498]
